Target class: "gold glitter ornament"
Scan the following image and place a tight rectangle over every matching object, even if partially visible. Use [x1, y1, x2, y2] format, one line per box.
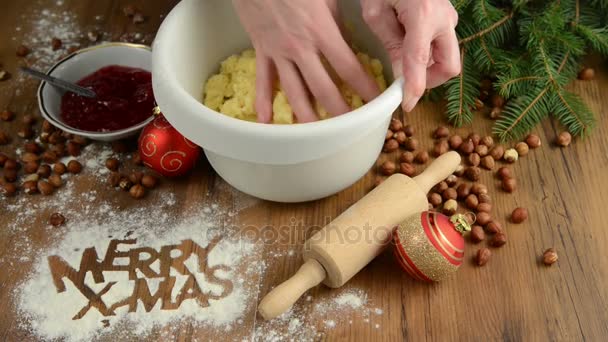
[393, 211, 470, 282]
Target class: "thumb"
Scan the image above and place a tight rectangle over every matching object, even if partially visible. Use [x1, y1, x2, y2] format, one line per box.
[361, 0, 404, 79]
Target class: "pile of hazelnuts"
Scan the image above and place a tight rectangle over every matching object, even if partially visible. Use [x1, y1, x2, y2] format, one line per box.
[376, 115, 565, 268]
[1, 110, 85, 197]
[105, 154, 158, 200]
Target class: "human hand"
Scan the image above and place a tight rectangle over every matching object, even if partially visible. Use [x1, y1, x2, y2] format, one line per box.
[361, 0, 460, 112]
[233, 0, 380, 123]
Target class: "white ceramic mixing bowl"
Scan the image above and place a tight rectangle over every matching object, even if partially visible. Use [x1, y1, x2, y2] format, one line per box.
[152, 0, 403, 202]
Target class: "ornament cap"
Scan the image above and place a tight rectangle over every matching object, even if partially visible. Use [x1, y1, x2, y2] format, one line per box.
[153, 106, 162, 116]
[450, 214, 473, 235]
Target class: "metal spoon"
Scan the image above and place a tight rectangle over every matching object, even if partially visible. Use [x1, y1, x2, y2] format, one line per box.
[20, 67, 97, 98]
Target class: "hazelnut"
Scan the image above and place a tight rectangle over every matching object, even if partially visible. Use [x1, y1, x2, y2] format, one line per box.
[389, 118, 404, 132]
[467, 133, 481, 146]
[467, 153, 480, 167]
[490, 232, 507, 247]
[129, 171, 145, 184]
[480, 136, 494, 148]
[48, 174, 63, 188]
[465, 166, 481, 181]
[456, 183, 471, 200]
[433, 126, 450, 139]
[22, 152, 40, 163]
[16, 44, 30, 57]
[476, 212, 492, 226]
[394, 131, 407, 145]
[53, 163, 67, 175]
[2, 183, 17, 197]
[443, 199, 458, 215]
[578, 67, 595, 80]
[459, 139, 475, 154]
[542, 248, 558, 265]
[41, 151, 58, 164]
[1, 110, 15, 121]
[67, 141, 82, 157]
[414, 151, 429, 164]
[404, 125, 414, 137]
[475, 248, 491, 266]
[0, 130, 10, 145]
[481, 155, 495, 170]
[511, 207, 528, 223]
[17, 125, 34, 139]
[503, 148, 518, 163]
[470, 226, 485, 243]
[556, 131, 572, 147]
[434, 181, 449, 193]
[3, 169, 18, 183]
[474, 98, 484, 110]
[108, 172, 122, 187]
[448, 135, 463, 150]
[123, 4, 138, 16]
[471, 183, 488, 196]
[0, 70, 10, 82]
[475, 144, 488, 157]
[383, 139, 399, 153]
[50, 213, 66, 227]
[129, 184, 146, 199]
[489, 107, 501, 119]
[24, 161, 40, 174]
[72, 135, 88, 146]
[0, 152, 8, 167]
[485, 220, 503, 234]
[24, 142, 43, 154]
[132, 152, 143, 166]
[433, 140, 449, 157]
[442, 188, 457, 201]
[42, 120, 54, 133]
[399, 163, 416, 177]
[400, 151, 414, 163]
[497, 166, 512, 180]
[67, 160, 82, 174]
[380, 161, 397, 176]
[478, 193, 492, 204]
[40, 132, 50, 143]
[141, 174, 159, 189]
[119, 177, 133, 191]
[106, 158, 120, 171]
[38, 180, 54, 195]
[23, 180, 39, 195]
[445, 174, 458, 187]
[429, 193, 443, 207]
[111, 141, 129, 153]
[453, 165, 465, 177]
[404, 138, 419, 151]
[385, 129, 394, 140]
[88, 31, 100, 42]
[515, 142, 529, 156]
[24, 174, 39, 183]
[526, 134, 541, 148]
[477, 202, 492, 213]
[51, 37, 62, 50]
[490, 94, 505, 108]
[4, 159, 19, 170]
[502, 178, 517, 193]
[37, 164, 52, 178]
[465, 194, 479, 210]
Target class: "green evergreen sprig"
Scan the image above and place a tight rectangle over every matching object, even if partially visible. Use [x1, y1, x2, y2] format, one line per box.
[442, 0, 607, 141]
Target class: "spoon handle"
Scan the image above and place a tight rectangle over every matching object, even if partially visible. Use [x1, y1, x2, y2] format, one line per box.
[20, 67, 97, 98]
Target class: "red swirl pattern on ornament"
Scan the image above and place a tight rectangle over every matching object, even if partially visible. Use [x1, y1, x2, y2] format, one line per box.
[140, 134, 158, 157]
[160, 151, 187, 172]
[393, 233, 432, 282]
[422, 212, 464, 266]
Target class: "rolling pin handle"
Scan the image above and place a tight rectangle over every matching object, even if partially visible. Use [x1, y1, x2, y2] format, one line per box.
[258, 259, 327, 320]
[413, 151, 462, 194]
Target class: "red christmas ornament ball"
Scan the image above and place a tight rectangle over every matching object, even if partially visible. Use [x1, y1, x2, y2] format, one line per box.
[138, 113, 201, 177]
[393, 211, 467, 282]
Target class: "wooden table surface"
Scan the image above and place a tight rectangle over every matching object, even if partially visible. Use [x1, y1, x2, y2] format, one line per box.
[1, 1, 608, 341]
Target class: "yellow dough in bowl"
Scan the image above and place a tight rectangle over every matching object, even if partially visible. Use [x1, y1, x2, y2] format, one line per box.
[203, 49, 387, 124]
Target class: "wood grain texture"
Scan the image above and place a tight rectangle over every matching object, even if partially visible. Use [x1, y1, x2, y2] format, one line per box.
[1, 1, 608, 341]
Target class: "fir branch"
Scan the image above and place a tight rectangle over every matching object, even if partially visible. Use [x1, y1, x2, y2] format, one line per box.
[444, 49, 478, 126]
[497, 76, 542, 97]
[552, 90, 596, 137]
[459, 11, 514, 45]
[493, 88, 551, 141]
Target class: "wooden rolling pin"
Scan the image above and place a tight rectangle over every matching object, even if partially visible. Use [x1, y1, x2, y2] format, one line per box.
[258, 151, 461, 320]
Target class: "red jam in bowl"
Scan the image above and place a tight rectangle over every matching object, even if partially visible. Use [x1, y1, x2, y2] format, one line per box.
[60, 65, 155, 132]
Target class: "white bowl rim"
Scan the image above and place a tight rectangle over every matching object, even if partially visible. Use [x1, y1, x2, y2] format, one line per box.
[38, 42, 155, 139]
